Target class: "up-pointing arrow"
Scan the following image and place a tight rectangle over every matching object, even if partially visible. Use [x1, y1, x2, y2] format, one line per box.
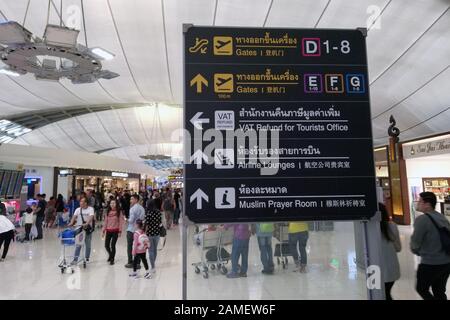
[190, 188, 209, 210]
[190, 149, 208, 169]
[190, 74, 208, 93]
[190, 112, 210, 130]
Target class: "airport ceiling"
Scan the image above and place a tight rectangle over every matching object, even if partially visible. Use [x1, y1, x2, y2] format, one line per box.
[0, 0, 449, 161]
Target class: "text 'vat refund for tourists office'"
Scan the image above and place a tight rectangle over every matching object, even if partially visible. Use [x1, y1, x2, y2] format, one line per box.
[240, 199, 318, 210]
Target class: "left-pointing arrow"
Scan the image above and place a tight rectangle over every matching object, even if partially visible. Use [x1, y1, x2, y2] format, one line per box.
[190, 74, 208, 93]
[190, 188, 209, 210]
[190, 112, 210, 129]
[190, 150, 208, 169]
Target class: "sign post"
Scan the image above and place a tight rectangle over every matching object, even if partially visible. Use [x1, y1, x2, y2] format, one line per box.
[183, 25, 380, 299]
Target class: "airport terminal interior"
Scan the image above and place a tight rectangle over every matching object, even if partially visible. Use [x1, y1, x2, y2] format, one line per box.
[0, 0, 449, 300]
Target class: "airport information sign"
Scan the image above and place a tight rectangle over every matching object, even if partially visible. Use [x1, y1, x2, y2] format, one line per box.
[184, 26, 377, 223]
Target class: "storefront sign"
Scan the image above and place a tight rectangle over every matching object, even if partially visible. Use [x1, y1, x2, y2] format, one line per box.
[184, 26, 377, 223]
[0, 161, 23, 171]
[112, 172, 129, 178]
[59, 169, 73, 176]
[403, 137, 450, 159]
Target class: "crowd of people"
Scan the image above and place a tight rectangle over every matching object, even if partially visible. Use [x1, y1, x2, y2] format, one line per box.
[1, 191, 449, 299]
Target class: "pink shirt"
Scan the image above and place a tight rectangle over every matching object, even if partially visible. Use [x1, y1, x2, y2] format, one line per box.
[102, 209, 123, 233]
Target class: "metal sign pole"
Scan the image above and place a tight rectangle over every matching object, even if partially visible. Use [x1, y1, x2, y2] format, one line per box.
[362, 211, 385, 300]
[182, 216, 188, 300]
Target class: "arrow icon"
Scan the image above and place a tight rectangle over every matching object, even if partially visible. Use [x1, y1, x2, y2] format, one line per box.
[190, 149, 208, 169]
[190, 74, 208, 93]
[190, 112, 210, 129]
[190, 188, 209, 210]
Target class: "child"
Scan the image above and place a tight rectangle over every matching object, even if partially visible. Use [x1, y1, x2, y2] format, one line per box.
[129, 219, 151, 279]
[23, 207, 34, 241]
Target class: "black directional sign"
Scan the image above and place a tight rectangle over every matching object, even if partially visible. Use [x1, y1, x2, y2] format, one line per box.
[184, 26, 377, 223]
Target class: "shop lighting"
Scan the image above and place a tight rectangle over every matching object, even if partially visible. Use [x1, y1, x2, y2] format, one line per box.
[402, 134, 450, 146]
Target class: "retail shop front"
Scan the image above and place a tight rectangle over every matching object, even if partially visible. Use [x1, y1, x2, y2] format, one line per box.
[402, 134, 450, 222]
[56, 168, 141, 199]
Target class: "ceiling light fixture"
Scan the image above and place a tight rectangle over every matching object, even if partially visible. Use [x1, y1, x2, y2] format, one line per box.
[90, 47, 115, 61]
[0, 21, 119, 84]
[0, 67, 20, 76]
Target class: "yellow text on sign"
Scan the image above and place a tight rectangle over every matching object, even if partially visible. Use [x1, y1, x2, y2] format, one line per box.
[214, 74, 234, 93]
[214, 36, 233, 55]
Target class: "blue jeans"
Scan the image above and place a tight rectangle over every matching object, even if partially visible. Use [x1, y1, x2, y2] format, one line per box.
[231, 238, 249, 274]
[148, 236, 160, 269]
[257, 235, 274, 271]
[74, 231, 92, 261]
[289, 231, 308, 266]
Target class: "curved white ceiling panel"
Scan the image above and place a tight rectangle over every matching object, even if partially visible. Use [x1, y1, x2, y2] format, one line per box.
[0, 0, 449, 151]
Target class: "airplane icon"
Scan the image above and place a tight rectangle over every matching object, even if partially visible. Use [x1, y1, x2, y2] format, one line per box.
[216, 77, 232, 87]
[214, 74, 233, 93]
[215, 39, 231, 49]
[213, 36, 233, 55]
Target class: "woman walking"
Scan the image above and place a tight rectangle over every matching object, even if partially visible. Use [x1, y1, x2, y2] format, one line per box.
[102, 199, 123, 265]
[379, 203, 401, 300]
[145, 193, 163, 273]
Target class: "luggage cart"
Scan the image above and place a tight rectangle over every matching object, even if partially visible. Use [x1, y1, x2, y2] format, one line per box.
[192, 226, 234, 279]
[57, 227, 86, 274]
[274, 223, 291, 269]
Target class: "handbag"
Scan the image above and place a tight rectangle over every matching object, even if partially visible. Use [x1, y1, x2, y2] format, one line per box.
[80, 208, 94, 235]
[160, 225, 167, 237]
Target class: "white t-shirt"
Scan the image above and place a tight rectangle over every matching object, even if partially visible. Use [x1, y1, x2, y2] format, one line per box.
[24, 212, 34, 224]
[73, 206, 94, 227]
[0, 215, 15, 233]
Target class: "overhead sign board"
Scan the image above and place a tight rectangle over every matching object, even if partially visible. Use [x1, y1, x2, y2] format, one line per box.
[184, 26, 377, 223]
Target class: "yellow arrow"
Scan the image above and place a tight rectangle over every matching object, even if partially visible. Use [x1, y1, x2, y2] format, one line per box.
[190, 74, 208, 93]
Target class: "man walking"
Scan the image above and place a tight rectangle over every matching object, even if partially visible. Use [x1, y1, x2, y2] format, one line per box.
[410, 192, 450, 300]
[35, 194, 47, 239]
[125, 194, 145, 268]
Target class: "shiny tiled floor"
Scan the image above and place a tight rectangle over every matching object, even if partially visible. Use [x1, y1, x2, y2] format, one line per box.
[0, 222, 446, 299]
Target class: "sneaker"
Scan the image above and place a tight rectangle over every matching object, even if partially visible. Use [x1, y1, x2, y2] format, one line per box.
[239, 272, 247, 278]
[144, 272, 152, 279]
[150, 268, 156, 273]
[0, 258, 5, 262]
[299, 265, 307, 273]
[129, 272, 138, 278]
[109, 260, 115, 266]
[226, 272, 240, 279]
[70, 260, 78, 266]
[124, 263, 133, 268]
[261, 269, 273, 275]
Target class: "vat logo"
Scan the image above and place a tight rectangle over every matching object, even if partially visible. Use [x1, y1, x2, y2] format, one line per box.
[325, 74, 344, 93]
[302, 38, 321, 56]
[304, 74, 322, 93]
[346, 74, 365, 93]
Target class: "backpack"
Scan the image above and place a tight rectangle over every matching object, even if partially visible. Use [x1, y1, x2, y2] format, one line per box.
[163, 197, 173, 211]
[426, 214, 450, 255]
[136, 231, 150, 251]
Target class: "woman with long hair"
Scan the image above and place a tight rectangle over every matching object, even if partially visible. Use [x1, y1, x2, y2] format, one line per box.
[145, 193, 163, 273]
[379, 203, 401, 300]
[102, 199, 123, 265]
